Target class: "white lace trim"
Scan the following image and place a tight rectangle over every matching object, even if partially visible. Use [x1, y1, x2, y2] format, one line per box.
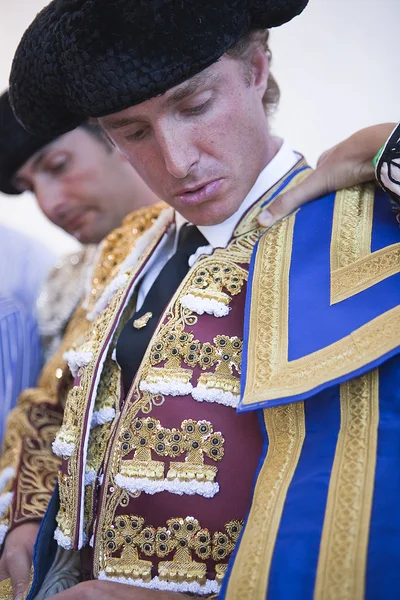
[188, 245, 214, 267]
[180, 294, 230, 317]
[87, 207, 174, 321]
[0, 524, 8, 545]
[52, 438, 75, 457]
[139, 380, 193, 396]
[63, 349, 93, 378]
[84, 470, 97, 486]
[54, 527, 73, 550]
[0, 492, 13, 518]
[0, 467, 15, 493]
[89, 534, 94, 548]
[98, 572, 220, 595]
[91, 407, 116, 428]
[111, 348, 117, 362]
[115, 474, 219, 498]
[191, 386, 240, 408]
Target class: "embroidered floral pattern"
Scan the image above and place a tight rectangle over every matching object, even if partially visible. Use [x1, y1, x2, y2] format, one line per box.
[101, 514, 243, 592]
[115, 418, 224, 498]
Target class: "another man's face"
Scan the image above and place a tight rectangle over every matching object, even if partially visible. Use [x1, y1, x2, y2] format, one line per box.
[100, 50, 276, 226]
[14, 128, 139, 243]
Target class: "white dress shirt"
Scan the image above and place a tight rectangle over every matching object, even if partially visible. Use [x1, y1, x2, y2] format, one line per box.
[136, 141, 300, 310]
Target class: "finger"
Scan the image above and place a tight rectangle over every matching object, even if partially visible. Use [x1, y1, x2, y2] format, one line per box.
[7, 549, 31, 600]
[258, 169, 329, 227]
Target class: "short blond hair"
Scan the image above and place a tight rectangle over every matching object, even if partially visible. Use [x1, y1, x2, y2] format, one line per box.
[226, 29, 280, 115]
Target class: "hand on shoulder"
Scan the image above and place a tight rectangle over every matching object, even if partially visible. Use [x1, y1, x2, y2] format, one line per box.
[258, 123, 396, 227]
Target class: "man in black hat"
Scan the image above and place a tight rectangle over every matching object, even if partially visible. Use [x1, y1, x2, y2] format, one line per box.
[0, 88, 161, 358]
[3, 1, 400, 600]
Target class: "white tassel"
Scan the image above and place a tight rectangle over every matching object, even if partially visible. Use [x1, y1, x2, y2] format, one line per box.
[84, 470, 97, 486]
[139, 380, 193, 396]
[98, 572, 220, 595]
[0, 492, 13, 518]
[115, 474, 219, 499]
[54, 527, 73, 550]
[0, 467, 15, 494]
[87, 207, 174, 321]
[91, 407, 116, 428]
[63, 349, 93, 377]
[52, 438, 75, 458]
[191, 386, 240, 408]
[180, 295, 230, 317]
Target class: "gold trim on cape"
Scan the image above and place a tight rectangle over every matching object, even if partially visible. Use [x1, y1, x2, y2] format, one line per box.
[225, 402, 306, 600]
[314, 370, 379, 600]
[241, 184, 400, 408]
[330, 184, 400, 304]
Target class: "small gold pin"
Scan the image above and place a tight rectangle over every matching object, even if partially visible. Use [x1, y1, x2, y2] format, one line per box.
[133, 311, 153, 329]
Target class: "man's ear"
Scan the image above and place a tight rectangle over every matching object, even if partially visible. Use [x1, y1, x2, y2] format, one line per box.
[250, 46, 269, 99]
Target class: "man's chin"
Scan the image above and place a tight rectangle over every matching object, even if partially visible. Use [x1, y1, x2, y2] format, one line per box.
[174, 198, 239, 227]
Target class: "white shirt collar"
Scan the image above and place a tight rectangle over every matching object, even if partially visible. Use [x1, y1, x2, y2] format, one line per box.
[175, 140, 301, 248]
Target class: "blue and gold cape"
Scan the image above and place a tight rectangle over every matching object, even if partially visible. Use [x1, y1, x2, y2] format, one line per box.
[222, 168, 400, 600]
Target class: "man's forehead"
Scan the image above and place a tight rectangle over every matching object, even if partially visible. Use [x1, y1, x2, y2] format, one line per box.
[101, 63, 224, 130]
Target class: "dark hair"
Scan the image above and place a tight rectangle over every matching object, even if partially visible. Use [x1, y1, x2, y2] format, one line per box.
[80, 120, 112, 150]
[226, 29, 280, 115]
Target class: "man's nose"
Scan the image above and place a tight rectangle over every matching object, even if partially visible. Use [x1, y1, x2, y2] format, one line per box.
[155, 122, 199, 179]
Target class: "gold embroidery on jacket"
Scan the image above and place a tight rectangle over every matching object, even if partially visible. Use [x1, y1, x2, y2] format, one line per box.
[314, 370, 379, 600]
[89, 162, 308, 576]
[103, 515, 243, 586]
[12, 405, 61, 525]
[56, 210, 175, 547]
[87, 202, 166, 312]
[226, 402, 305, 600]
[330, 184, 400, 304]
[117, 418, 224, 485]
[93, 166, 299, 576]
[145, 331, 243, 398]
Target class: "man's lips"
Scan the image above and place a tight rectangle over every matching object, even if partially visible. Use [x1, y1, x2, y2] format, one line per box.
[62, 210, 88, 233]
[173, 179, 223, 206]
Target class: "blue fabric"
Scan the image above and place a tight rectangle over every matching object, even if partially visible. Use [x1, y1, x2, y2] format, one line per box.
[366, 355, 400, 600]
[0, 224, 54, 312]
[371, 185, 400, 251]
[227, 355, 400, 598]
[240, 183, 400, 412]
[288, 190, 399, 359]
[27, 485, 59, 600]
[0, 224, 54, 439]
[0, 297, 42, 442]
[267, 387, 341, 600]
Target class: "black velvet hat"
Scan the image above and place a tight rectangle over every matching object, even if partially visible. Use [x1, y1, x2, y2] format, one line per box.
[9, 0, 308, 138]
[0, 90, 55, 194]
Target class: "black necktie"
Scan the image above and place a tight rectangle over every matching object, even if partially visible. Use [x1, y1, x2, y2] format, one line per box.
[116, 224, 208, 394]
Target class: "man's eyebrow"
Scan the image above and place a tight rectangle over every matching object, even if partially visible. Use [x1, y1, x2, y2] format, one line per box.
[102, 115, 145, 131]
[31, 142, 56, 172]
[165, 71, 220, 106]
[102, 71, 220, 131]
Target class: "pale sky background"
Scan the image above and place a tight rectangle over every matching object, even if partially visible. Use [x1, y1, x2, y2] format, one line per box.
[0, 0, 398, 256]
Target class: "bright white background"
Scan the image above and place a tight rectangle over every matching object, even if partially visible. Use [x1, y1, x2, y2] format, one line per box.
[0, 0, 398, 256]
